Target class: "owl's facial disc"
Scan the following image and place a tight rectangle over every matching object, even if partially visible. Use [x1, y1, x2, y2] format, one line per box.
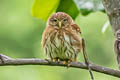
[48, 12, 72, 28]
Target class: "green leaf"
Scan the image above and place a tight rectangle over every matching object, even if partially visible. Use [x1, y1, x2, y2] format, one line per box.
[32, 0, 60, 21]
[56, 0, 79, 19]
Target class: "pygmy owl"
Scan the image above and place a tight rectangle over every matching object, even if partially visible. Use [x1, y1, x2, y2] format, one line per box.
[41, 12, 82, 63]
[41, 12, 94, 80]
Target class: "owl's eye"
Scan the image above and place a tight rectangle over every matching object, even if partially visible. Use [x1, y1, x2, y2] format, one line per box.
[52, 19, 57, 22]
[63, 19, 68, 22]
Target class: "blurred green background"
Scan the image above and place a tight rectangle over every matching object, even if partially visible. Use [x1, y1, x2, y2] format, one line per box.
[0, 0, 119, 80]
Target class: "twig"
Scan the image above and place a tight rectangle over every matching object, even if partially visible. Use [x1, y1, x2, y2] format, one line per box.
[0, 54, 120, 78]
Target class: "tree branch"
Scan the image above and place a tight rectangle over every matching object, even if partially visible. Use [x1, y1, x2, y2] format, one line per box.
[0, 54, 120, 78]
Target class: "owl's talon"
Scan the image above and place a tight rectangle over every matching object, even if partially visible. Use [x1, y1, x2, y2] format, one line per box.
[52, 58, 57, 62]
[63, 61, 66, 64]
[57, 58, 60, 62]
[67, 60, 71, 68]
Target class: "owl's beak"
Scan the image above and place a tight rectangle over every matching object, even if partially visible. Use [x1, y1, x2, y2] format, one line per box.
[58, 21, 62, 28]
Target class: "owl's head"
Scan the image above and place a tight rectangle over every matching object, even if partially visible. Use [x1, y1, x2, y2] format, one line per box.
[47, 12, 73, 28]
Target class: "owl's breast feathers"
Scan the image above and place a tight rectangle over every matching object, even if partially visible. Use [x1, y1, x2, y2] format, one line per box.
[42, 24, 82, 51]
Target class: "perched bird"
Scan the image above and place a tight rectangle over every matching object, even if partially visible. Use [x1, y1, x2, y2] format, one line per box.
[41, 12, 94, 80]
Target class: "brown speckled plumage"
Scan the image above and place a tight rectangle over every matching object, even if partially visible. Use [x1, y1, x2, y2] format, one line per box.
[41, 12, 82, 61]
[41, 12, 94, 80]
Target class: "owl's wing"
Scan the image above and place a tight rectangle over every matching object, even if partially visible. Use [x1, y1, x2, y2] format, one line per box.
[70, 23, 82, 49]
[41, 26, 54, 47]
[71, 24, 81, 34]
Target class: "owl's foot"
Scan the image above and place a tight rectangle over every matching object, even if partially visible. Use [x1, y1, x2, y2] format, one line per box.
[62, 59, 71, 68]
[57, 58, 60, 62]
[45, 58, 60, 64]
[66, 59, 72, 68]
[63, 60, 67, 64]
[52, 58, 57, 62]
[52, 57, 61, 63]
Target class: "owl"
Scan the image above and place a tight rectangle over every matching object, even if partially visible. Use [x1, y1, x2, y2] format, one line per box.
[41, 12, 94, 80]
[41, 12, 82, 63]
